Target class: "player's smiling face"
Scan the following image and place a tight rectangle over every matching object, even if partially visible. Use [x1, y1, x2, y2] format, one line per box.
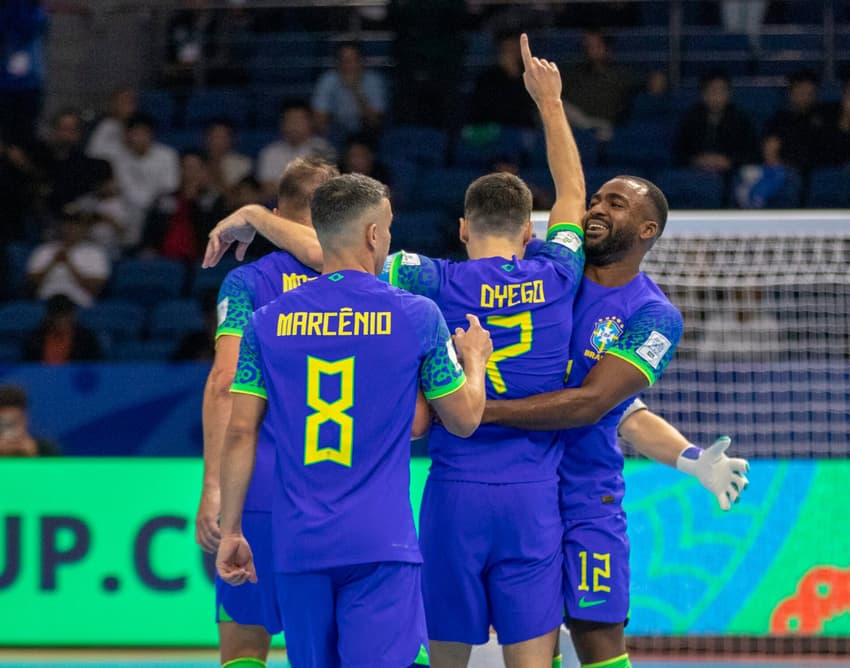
[582, 178, 646, 266]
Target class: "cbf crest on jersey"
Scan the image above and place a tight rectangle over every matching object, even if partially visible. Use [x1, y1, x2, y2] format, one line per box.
[590, 316, 624, 354]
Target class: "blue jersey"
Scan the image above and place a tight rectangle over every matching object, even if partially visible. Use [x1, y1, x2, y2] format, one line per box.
[385, 223, 585, 483]
[232, 270, 467, 573]
[216, 251, 318, 511]
[558, 273, 683, 518]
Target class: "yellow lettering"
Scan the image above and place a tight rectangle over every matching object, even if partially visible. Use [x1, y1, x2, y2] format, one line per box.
[339, 308, 352, 336]
[377, 312, 391, 334]
[354, 311, 369, 336]
[480, 284, 493, 309]
[292, 312, 308, 336]
[277, 313, 292, 336]
[322, 311, 337, 336]
[307, 312, 322, 336]
[534, 280, 545, 302]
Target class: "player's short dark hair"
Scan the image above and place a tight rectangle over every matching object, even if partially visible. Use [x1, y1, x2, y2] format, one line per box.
[0, 385, 28, 411]
[52, 107, 83, 126]
[277, 158, 340, 211]
[787, 69, 819, 87]
[616, 175, 669, 240]
[205, 117, 234, 132]
[464, 172, 533, 237]
[336, 41, 362, 57]
[311, 174, 389, 244]
[279, 99, 311, 118]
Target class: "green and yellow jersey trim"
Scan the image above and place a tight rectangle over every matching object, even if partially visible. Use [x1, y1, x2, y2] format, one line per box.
[230, 385, 269, 400]
[547, 221, 584, 239]
[423, 374, 466, 401]
[215, 327, 244, 341]
[604, 349, 656, 385]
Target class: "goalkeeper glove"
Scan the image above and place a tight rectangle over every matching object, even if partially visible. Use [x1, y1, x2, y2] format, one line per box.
[676, 436, 749, 511]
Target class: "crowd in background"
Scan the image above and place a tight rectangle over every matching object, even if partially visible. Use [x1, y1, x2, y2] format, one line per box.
[1, 0, 850, 367]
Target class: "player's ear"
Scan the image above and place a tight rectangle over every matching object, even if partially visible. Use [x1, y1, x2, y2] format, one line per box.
[640, 219, 658, 241]
[522, 219, 533, 245]
[459, 217, 469, 244]
[366, 222, 378, 249]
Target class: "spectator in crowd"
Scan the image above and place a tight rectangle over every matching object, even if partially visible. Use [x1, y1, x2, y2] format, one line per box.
[816, 78, 850, 167]
[204, 118, 252, 198]
[673, 71, 759, 174]
[256, 101, 335, 198]
[764, 70, 826, 173]
[490, 157, 554, 210]
[721, 1, 768, 48]
[105, 113, 180, 247]
[562, 29, 644, 140]
[144, 150, 227, 261]
[466, 31, 538, 128]
[22, 294, 103, 364]
[64, 160, 130, 259]
[41, 107, 108, 216]
[0, 384, 61, 457]
[0, 0, 48, 147]
[86, 86, 138, 161]
[735, 135, 794, 208]
[311, 42, 387, 143]
[26, 213, 111, 307]
[0, 130, 41, 245]
[340, 133, 391, 184]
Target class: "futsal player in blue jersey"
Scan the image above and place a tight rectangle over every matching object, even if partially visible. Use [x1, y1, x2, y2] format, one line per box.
[483, 172, 751, 668]
[216, 174, 493, 668]
[379, 42, 586, 666]
[195, 158, 338, 668]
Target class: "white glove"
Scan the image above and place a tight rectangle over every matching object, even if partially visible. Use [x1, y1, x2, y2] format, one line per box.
[676, 436, 749, 511]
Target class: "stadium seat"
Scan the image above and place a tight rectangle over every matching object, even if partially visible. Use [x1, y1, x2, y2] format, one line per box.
[806, 168, 850, 207]
[3, 241, 33, 300]
[409, 167, 484, 212]
[111, 339, 177, 361]
[628, 92, 674, 122]
[185, 89, 251, 128]
[253, 85, 317, 128]
[248, 54, 316, 85]
[654, 168, 724, 209]
[384, 158, 418, 211]
[605, 121, 673, 169]
[149, 299, 206, 339]
[390, 209, 456, 258]
[78, 299, 146, 346]
[189, 258, 240, 300]
[236, 128, 276, 159]
[378, 126, 450, 168]
[453, 125, 528, 168]
[0, 300, 45, 345]
[0, 341, 21, 363]
[158, 128, 203, 153]
[137, 89, 178, 130]
[108, 258, 186, 307]
[527, 127, 598, 168]
[682, 32, 751, 52]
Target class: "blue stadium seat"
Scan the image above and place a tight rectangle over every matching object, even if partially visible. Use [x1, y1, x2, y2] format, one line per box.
[379, 126, 450, 168]
[384, 158, 418, 211]
[3, 241, 33, 300]
[0, 300, 45, 345]
[78, 299, 146, 345]
[605, 121, 673, 169]
[236, 129, 275, 159]
[760, 33, 823, 51]
[111, 339, 177, 361]
[189, 258, 240, 300]
[390, 210, 454, 257]
[253, 85, 315, 127]
[248, 55, 317, 85]
[149, 298, 206, 339]
[409, 167, 484, 212]
[138, 90, 178, 130]
[733, 87, 784, 130]
[523, 30, 580, 62]
[453, 125, 528, 168]
[628, 93, 674, 122]
[185, 89, 251, 128]
[0, 341, 21, 363]
[249, 32, 319, 59]
[654, 168, 724, 209]
[757, 58, 823, 77]
[682, 32, 751, 52]
[807, 168, 850, 207]
[158, 128, 203, 153]
[108, 258, 186, 307]
[611, 29, 668, 53]
[583, 166, 652, 191]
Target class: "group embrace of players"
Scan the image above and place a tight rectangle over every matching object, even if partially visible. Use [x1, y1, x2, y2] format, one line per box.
[195, 35, 750, 668]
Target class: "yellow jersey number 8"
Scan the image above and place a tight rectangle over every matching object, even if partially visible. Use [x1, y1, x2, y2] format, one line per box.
[304, 355, 355, 467]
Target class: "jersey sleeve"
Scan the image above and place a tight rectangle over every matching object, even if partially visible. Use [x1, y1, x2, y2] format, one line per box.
[230, 317, 267, 400]
[215, 267, 254, 339]
[381, 251, 443, 300]
[411, 297, 466, 400]
[526, 223, 585, 288]
[606, 302, 683, 385]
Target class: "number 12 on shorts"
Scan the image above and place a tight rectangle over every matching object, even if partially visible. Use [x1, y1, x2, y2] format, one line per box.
[577, 551, 611, 593]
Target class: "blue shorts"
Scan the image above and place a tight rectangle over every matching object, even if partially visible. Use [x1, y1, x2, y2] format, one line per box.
[215, 510, 283, 634]
[275, 562, 427, 668]
[562, 512, 630, 625]
[420, 479, 563, 645]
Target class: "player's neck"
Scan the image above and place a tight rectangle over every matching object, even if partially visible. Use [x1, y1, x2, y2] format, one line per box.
[321, 249, 375, 276]
[584, 259, 641, 287]
[465, 236, 524, 261]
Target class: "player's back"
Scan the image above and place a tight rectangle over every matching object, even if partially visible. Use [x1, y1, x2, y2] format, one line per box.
[559, 272, 683, 518]
[247, 270, 453, 573]
[217, 250, 318, 512]
[387, 224, 584, 483]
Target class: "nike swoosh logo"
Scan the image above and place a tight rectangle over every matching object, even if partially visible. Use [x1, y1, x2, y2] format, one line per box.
[578, 596, 607, 608]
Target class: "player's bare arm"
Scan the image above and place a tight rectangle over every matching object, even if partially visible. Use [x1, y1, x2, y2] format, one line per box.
[618, 405, 750, 510]
[430, 314, 493, 438]
[482, 353, 648, 431]
[521, 32, 585, 229]
[195, 335, 242, 553]
[204, 204, 322, 270]
[216, 393, 266, 586]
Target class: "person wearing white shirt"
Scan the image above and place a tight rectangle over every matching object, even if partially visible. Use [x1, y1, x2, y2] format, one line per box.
[26, 215, 111, 308]
[204, 119, 252, 196]
[86, 87, 138, 161]
[106, 113, 180, 247]
[256, 101, 335, 198]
